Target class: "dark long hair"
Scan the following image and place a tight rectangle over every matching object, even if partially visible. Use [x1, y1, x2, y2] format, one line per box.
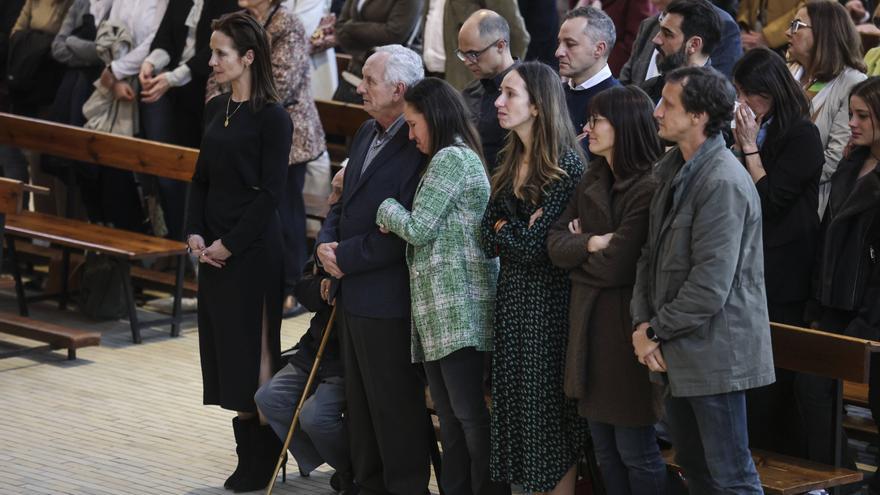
[588, 86, 662, 180]
[734, 47, 810, 137]
[211, 11, 280, 111]
[403, 78, 486, 167]
[849, 77, 880, 149]
[492, 61, 582, 204]
[804, 0, 865, 83]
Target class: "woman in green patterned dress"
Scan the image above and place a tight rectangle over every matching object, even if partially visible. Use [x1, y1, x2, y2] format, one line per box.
[375, 77, 500, 495]
[480, 61, 588, 494]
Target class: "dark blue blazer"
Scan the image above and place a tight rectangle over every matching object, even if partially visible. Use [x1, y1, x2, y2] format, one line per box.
[317, 118, 427, 319]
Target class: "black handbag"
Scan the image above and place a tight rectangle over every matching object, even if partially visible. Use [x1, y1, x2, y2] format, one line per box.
[77, 253, 129, 320]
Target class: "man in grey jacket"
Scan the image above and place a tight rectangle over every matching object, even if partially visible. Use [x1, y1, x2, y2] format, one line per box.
[631, 66, 774, 493]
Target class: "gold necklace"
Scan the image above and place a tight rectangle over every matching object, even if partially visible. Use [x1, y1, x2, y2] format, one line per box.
[225, 96, 245, 127]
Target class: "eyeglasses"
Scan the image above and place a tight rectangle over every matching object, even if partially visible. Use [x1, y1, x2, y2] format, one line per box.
[587, 115, 608, 129]
[455, 39, 502, 62]
[789, 19, 812, 34]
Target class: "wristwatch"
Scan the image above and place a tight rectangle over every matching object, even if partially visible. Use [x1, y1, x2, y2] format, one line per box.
[646, 326, 661, 343]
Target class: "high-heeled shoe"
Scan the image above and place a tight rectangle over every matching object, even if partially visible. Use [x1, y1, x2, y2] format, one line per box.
[233, 424, 285, 493]
[224, 417, 256, 489]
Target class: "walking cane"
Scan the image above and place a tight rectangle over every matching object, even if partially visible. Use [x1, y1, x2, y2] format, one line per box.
[266, 304, 338, 495]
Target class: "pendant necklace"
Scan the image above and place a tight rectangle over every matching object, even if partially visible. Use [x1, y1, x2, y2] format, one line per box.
[225, 96, 244, 127]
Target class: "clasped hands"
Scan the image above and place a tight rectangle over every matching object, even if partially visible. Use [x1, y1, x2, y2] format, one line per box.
[632, 322, 667, 373]
[137, 62, 171, 104]
[100, 67, 136, 102]
[187, 234, 231, 268]
[317, 242, 345, 279]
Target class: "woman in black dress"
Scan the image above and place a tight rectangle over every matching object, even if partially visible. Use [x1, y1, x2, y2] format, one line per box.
[184, 11, 292, 492]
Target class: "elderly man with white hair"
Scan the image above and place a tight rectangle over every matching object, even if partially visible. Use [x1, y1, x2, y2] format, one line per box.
[316, 44, 430, 495]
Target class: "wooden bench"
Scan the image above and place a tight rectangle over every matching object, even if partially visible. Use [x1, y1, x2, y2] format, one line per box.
[842, 381, 879, 439]
[663, 323, 879, 494]
[0, 178, 100, 360]
[0, 113, 192, 343]
[0, 311, 99, 360]
[662, 449, 861, 495]
[315, 98, 370, 167]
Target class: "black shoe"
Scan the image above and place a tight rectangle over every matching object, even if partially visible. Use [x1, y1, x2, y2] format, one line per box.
[224, 417, 255, 490]
[232, 424, 284, 493]
[331, 470, 355, 493]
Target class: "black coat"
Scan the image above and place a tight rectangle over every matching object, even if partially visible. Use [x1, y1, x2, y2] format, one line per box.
[316, 119, 427, 319]
[814, 148, 880, 340]
[755, 117, 824, 304]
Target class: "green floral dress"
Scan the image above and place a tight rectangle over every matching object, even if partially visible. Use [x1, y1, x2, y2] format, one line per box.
[480, 149, 589, 492]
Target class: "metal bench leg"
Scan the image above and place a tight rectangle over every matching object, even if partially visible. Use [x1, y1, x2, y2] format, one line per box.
[170, 254, 185, 338]
[67, 348, 76, 360]
[830, 378, 844, 495]
[59, 248, 70, 310]
[6, 237, 28, 317]
[120, 262, 141, 344]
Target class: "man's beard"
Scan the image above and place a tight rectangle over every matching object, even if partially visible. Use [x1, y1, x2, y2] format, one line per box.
[657, 45, 688, 74]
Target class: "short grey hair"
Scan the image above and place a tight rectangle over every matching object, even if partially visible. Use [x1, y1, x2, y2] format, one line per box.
[374, 44, 424, 87]
[564, 6, 617, 53]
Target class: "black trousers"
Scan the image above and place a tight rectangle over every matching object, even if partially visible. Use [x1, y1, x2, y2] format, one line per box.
[338, 301, 430, 495]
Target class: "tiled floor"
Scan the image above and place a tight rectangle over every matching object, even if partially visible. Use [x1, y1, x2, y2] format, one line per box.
[0, 294, 438, 495]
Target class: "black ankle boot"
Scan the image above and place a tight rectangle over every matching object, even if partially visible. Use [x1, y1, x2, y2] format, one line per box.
[225, 417, 255, 490]
[233, 423, 284, 493]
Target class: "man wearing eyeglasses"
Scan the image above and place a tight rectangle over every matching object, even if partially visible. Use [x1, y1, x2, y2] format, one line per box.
[556, 6, 620, 157]
[425, 0, 528, 91]
[458, 10, 520, 172]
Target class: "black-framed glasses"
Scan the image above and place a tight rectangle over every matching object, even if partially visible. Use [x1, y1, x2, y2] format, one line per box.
[455, 39, 502, 62]
[586, 115, 608, 129]
[789, 19, 812, 34]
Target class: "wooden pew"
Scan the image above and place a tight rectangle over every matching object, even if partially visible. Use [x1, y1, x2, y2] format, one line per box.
[664, 323, 878, 494]
[0, 113, 191, 343]
[336, 52, 351, 74]
[842, 381, 879, 439]
[0, 178, 100, 360]
[315, 98, 370, 167]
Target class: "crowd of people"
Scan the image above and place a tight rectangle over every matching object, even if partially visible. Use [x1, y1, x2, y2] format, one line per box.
[4, 0, 880, 494]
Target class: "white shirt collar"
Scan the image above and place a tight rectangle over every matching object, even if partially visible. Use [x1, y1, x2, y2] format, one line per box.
[568, 63, 612, 91]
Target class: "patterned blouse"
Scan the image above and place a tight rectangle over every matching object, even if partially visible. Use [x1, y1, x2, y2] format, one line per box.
[376, 145, 498, 362]
[266, 6, 326, 164]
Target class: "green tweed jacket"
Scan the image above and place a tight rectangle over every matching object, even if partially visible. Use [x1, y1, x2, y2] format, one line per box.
[377, 144, 499, 362]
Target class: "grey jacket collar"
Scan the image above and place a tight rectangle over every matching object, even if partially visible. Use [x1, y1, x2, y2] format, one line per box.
[661, 133, 726, 210]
